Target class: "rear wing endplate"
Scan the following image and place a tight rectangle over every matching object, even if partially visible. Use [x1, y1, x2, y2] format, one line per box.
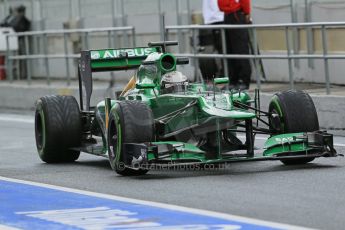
[78, 47, 160, 111]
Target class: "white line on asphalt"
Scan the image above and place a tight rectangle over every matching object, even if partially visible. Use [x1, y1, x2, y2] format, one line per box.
[1, 114, 344, 147]
[0, 116, 34, 124]
[0, 225, 20, 230]
[0, 176, 313, 230]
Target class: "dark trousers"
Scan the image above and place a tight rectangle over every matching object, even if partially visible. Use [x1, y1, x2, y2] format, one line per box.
[210, 21, 223, 55]
[198, 21, 224, 80]
[224, 11, 252, 86]
[18, 37, 27, 80]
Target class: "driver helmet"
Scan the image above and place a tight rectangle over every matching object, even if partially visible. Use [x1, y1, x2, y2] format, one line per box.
[161, 71, 188, 94]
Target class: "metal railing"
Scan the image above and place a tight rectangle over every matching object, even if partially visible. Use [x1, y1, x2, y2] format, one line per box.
[166, 22, 345, 95]
[5, 26, 135, 85]
[0, 0, 298, 30]
[4, 22, 345, 95]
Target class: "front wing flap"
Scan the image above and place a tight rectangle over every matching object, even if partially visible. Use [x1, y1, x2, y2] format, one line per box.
[263, 131, 337, 158]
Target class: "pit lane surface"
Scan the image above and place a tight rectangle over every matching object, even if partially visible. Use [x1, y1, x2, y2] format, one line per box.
[1, 113, 345, 229]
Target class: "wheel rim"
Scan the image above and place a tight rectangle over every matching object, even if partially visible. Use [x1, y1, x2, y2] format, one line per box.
[270, 109, 283, 133]
[35, 112, 44, 150]
[108, 121, 118, 161]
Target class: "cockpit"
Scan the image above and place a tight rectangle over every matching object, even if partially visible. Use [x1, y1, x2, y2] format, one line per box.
[160, 71, 189, 94]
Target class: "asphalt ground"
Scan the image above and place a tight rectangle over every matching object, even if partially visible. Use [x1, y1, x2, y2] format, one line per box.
[0, 113, 345, 229]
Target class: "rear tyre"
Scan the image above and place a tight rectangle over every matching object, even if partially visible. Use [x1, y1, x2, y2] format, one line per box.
[268, 90, 319, 165]
[35, 95, 81, 163]
[108, 101, 154, 176]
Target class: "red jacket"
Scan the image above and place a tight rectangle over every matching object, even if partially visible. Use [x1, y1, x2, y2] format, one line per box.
[217, 0, 251, 15]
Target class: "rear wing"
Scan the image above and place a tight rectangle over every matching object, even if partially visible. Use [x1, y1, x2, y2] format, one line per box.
[89, 47, 161, 72]
[78, 46, 160, 111]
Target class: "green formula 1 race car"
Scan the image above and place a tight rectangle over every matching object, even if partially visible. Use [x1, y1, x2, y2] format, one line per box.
[34, 41, 338, 176]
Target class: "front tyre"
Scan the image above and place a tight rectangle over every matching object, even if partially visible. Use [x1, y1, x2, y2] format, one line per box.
[108, 101, 154, 176]
[269, 90, 319, 165]
[35, 95, 81, 163]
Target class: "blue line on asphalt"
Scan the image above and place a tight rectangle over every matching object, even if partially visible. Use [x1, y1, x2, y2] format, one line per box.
[0, 178, 288, 230]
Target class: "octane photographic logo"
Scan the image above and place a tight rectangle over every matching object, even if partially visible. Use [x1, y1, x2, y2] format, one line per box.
[17, 207, 242, 229]
[91, 48, 157, 60]
[124, 162, 228, 171]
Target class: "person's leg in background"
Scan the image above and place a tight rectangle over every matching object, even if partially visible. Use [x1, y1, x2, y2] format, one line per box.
[224, 11, 252, 90]
[18, 37, 27, 80]
[224, 13, 237, 89]
[198, 29, 218, 82]
[211, 22, 224, 76]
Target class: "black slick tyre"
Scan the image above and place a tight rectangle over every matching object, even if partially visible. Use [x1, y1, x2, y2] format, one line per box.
[108, 101, 154, 176]
[35, 95, 81, 163]
[269, 90, 319, 165]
